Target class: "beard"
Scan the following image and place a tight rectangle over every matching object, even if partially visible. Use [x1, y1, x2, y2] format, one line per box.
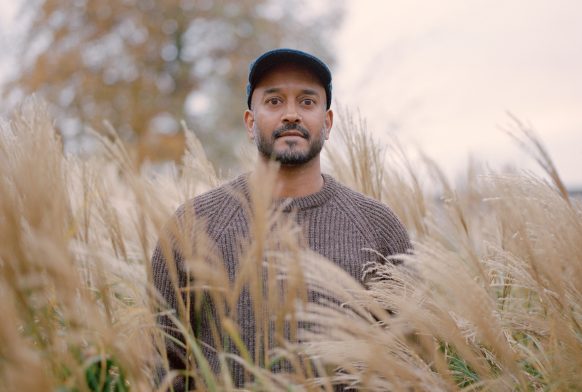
[253, 123, 325, 165]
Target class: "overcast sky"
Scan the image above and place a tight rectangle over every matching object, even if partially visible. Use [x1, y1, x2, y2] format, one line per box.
[1, 1, 581, 188]
[332, 0, 582, 188]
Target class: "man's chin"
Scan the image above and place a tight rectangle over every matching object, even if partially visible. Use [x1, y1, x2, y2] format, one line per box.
[276, 157, 307, 165]
[271, 150, 311, 165]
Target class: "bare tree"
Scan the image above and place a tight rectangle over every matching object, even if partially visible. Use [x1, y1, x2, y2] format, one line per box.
[4, 0, 343, 167]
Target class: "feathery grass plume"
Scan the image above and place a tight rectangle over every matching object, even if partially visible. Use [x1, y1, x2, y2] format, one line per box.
[483, 173, 582, 387]
[0, 281, 52, 391]
[320, 110, 581, 390]
[324, 106, 384, 201]
[324, 106, 430, 241]
[503, 113, 571, 206]
[2, 98, 581, 391]
[0, 98, 154, 391]
[1, 98, 83, 390]
[180, 121, 223, 193]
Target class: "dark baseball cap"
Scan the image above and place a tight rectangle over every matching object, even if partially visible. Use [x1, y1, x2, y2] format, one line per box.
[246, 48, 332, 110]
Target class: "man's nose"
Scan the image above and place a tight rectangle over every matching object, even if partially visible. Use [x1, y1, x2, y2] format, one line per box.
[282, 103, 301, 123]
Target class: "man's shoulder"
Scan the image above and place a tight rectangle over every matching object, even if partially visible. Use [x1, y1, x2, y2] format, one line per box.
[327, 175, 410, 254]
[329, 176, 397, 218]
[177, 174, 248, 219]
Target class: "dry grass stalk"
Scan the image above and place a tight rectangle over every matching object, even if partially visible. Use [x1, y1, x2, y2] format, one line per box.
[1, 99, 580, 391]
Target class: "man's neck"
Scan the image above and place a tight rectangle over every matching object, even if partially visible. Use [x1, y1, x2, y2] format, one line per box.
[255, 157, 324, 199]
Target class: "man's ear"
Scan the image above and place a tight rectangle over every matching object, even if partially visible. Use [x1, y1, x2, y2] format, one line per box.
[244, 109, 255, 140]
[324, 109, 333, 140]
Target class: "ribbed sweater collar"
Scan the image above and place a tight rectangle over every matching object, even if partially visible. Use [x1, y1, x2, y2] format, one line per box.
[231, 173, 337, 212]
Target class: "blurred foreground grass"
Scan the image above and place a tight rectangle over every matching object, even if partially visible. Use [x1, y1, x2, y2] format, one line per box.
[1, 99, 581, 391]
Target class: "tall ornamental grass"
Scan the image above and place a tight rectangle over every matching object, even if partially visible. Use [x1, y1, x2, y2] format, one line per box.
[0, 99, 580, 391]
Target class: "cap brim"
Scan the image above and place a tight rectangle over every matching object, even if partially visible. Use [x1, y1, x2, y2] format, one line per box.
[249, 49, 331, 90]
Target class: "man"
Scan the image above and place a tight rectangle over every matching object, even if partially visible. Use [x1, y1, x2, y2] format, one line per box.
[152, 49, 412, 390]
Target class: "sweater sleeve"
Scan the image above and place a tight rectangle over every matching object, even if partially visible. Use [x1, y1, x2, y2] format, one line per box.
[373, 204, 412, 261]
[352, 195, 412, 260]
[360, 199, 416, 289]
[151, 208, 194, 392]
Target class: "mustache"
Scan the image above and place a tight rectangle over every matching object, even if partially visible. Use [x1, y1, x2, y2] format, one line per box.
[272, 123, 309, 139]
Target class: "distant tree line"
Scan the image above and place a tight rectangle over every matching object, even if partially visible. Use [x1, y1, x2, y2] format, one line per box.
[3, 0, 343, 168]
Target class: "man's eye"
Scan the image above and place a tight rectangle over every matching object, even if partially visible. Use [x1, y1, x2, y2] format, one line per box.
[267, 98, 281, 105]
[302, 98, 315, 106]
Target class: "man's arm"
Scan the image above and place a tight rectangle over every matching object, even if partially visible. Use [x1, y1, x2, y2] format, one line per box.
[361, 201, 416, 296]
[151, 211, 194, 392]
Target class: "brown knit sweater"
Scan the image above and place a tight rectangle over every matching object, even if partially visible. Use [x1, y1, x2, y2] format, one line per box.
[151, 173, 411, 390]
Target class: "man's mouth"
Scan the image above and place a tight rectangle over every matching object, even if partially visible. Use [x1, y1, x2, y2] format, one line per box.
[273, 125, 309, 139]
[278, 130, 305, 138]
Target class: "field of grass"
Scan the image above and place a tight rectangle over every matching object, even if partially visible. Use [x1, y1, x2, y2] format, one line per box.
[1, 99, 581, 391]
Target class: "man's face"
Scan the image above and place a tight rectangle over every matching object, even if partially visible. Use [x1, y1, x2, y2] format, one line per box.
[244, 63, 333, 165]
